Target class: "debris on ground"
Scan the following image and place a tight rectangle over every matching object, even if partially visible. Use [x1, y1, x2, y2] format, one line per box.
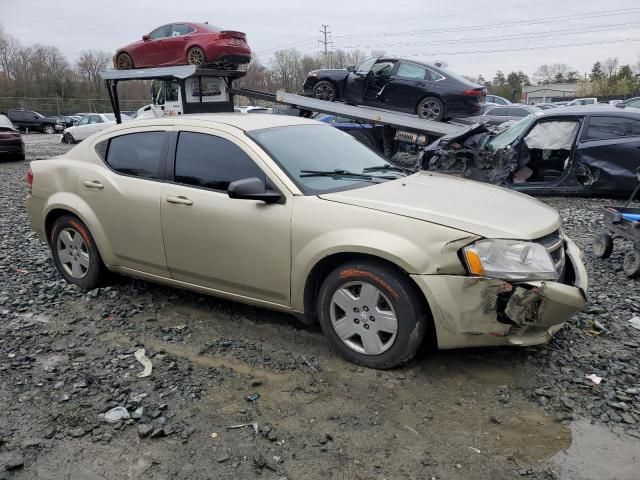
[134, 348, 153, 377]
[102, 406, 131, 423]
[586, 374, 603, 385]
[245, 393, 260, 402]
[228, 423, 259, 435]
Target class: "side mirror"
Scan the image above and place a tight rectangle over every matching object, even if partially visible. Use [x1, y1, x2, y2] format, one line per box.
[227, 177, 282, 204]
[143, 34, 151, 41]
[346, 66, 356, 73]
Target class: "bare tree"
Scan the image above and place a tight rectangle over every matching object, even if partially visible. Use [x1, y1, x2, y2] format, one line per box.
[603, 57, 619, 79]
[76, 50, 111, 95]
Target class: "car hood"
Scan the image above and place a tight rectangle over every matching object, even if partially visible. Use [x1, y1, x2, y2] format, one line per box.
[318, 171, 560, 239]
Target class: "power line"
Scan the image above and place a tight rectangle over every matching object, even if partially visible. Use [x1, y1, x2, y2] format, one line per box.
[336, 21, 640, 49]
[255, 37, 318, 55]
[333, 7, 640, 39]
[374, 37, 640, 58]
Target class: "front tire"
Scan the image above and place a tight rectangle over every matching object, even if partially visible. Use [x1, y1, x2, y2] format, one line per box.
[50, 215, 106, 290]
[43, 124, 55, 134]
[417, 96, 445, 121]
[62, 132, 76, 144]
[317, 260, 427, 369]
[313, 80, 337, 102]
[116, 52, 134, 70]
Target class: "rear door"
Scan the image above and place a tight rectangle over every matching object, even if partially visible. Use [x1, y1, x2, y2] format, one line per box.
[343, 58, 376, 103]
[383, 61, 430, 111]
[77, 129, 170, 275]
[160, 128, 292, 305]
[574, 115, 640, 193]
[162, 24, 193, 65]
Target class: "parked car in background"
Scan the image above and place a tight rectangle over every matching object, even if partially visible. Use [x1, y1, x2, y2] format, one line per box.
[619, 97, 640, 109]
[303, 57, 485, 121]
[568, 98, 597, 106]
[553, 101, 570, 107]
[26, 114, 587, 368]
[422, 105, 640, 197]
[61, 113, 133, 143]
[0, 114, 24, 160]
[465, 104, 542, 125]
[234, 106, 272, 114]
[485, 94, 511, 105]
[6, 109, 60, 134]
[114, 22, 251, 70]
[536, 103, 558, 110]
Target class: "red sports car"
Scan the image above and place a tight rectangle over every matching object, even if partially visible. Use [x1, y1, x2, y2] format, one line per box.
[114, 22, 251, 70]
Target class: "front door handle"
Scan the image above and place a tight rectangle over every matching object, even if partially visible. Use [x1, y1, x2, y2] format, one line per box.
[166, 195, 193, 206]
[83, 180, 104, 189]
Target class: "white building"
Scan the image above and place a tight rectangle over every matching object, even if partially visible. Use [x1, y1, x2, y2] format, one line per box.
[522, 83, 582, 104]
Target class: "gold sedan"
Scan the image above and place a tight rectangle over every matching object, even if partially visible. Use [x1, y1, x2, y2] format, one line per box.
[26, 114, 588, 368]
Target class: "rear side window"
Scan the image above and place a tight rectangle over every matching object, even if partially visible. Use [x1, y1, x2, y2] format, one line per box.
[486, 107, 508, 116]
[106, 132, 166, 180]
[396, 63, 427, 80]
[509, 107, 530, 118]
[585, 116, 640, 141]
[174, 132, 265, 191]
[171, 24, 193, 36]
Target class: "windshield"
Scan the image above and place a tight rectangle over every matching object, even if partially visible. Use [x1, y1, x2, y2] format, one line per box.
[488, 114, 537, 150]
[248, 124, 404, 194]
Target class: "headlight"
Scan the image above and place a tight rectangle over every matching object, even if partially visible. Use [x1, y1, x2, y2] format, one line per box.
[462, 239, 557, 281]
[308, 71, 318, 77]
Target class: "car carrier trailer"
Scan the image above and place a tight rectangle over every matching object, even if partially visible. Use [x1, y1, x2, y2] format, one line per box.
[100, 65, 466, 154]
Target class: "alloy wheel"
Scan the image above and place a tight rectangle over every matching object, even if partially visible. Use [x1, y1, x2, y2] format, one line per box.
[314, 84, 335, 101]
[117, 53, 133, 70]
[56, 227, 90, 279]
[329, 281, 398, 355]
[420, 100, 441, 120]
[188, 48, 205, 66]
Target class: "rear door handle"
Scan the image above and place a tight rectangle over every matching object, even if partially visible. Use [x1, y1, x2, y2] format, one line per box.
[166, 195, 193, 206]
[83, 180, 104, 189]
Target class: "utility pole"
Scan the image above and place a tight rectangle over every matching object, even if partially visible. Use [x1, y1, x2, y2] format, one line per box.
[319, 24, 333, 67]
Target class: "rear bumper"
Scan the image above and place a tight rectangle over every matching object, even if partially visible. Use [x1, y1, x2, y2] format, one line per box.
[204, 44, 251, 64]
[26, 194, 46, 242]
[411, 237, 588, 349]
[0, 141, 25, 155]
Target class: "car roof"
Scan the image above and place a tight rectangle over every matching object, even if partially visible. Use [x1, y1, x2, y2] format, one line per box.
[540, 105, 640, 117]
[111, 113, 319, 132]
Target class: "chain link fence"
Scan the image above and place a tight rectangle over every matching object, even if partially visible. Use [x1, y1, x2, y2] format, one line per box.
[0, 97, 149, 116]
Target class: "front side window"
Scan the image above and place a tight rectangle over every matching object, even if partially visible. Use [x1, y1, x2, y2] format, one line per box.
[585, 116, 640, 141]
[356, 58, 376, 74]
[371, 61, 395, 77]
[106, 132, 165, 180]
[396, 63, 427, 80]
[149, 25, 171, 39]
[174, 132, 265, 191]
[77, 116, 90, 126]
[509, 108, 530, 118]
[89, 115, 103, 124]
[248, 124, 404, 194]
[488, 114, 537, 150]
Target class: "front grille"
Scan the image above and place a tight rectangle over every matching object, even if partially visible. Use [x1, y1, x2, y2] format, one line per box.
[535, 229, 565, 277]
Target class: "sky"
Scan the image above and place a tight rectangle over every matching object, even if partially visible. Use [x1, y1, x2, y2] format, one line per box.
[2, 0, 640, 80]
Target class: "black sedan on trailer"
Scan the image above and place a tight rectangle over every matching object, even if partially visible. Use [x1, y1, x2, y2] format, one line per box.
[302, 57, 485, 121]
[421, 105, 640, 196]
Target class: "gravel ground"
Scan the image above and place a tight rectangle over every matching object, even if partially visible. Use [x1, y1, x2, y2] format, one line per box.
[0, 134, 639, 479]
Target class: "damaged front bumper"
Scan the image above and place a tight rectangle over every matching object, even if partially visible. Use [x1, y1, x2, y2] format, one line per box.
[412, 237, 588, 349]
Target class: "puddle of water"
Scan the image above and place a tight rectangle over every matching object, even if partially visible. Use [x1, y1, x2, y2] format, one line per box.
[553, 419, 640, 480]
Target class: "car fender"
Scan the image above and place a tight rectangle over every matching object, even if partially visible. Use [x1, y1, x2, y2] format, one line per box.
[42, 193, 116, 267]
[290, 226, 473, 312]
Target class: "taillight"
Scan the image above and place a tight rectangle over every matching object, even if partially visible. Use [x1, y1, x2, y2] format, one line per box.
[27, 167, 33, 194]
[463, 89, 484, 97]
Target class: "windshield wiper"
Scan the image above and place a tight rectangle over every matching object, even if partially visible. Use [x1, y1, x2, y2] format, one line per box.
[300, 169, 396, 181]
[362, 164, 413, 175]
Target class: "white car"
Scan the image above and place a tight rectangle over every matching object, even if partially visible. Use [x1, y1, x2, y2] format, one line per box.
[61, 113, 132, 143]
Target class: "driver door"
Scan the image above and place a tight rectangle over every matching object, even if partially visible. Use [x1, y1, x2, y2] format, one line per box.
[343, 58, 376, 104]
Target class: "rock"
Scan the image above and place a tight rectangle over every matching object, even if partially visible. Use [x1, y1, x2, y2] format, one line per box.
[137, 424, 153, 438]
[217, 454, 230, 463]
[150, 427, 166, 438]
[68, 428, 84, 438]
[621, 414, 637, 425]
[489, 415, 502, 424]
[0, 451, 24, 471]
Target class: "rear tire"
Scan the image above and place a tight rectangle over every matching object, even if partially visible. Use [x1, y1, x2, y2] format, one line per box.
[317, 260, 427, 369]
[313, 81, 337, 102]
[50, 215, 106, 290]
[417, 96, 445, 121]
[187, 47, 206, 66]
[592, 233, 613, 259]
[623, 251, 640, 278]
[116, 52, 134, 70]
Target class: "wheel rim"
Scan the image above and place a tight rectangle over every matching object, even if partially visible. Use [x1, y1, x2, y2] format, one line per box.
[314, 84, 334, 101]
[45, 126, 54, 134]
[420, 100, 441, 120]
[624, 252, 640, 274]
[593, 239, 605, 257]
[56, 228, 90, 279]
[188, 48, 204, 65]
[117, 54, 132, 69]
[329, 281, 398, 356]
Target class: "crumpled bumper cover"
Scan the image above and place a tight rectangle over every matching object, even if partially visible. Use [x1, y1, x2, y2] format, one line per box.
[412, 237, 588, 349]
